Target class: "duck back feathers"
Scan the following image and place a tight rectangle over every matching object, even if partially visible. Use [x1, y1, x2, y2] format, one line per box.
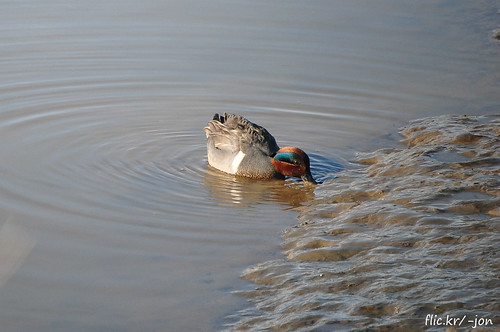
[208, 113, 279, 155]
[203, 113, 280, 178]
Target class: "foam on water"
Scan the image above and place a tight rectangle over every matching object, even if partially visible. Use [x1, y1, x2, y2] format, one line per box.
[226, 114, 500, 331]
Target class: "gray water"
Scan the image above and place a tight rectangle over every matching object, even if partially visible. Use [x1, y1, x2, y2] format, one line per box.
[0, 1, 499, 331]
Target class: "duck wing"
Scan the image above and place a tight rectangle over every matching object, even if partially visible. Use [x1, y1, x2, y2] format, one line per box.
[204, 113, 280, 156]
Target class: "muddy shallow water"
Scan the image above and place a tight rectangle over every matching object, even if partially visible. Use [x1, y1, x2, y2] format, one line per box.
[0, 1, 499, 331]
[226, 115, 500, 331]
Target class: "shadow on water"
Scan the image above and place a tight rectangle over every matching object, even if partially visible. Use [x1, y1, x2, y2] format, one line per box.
[309, 153, 345, 184]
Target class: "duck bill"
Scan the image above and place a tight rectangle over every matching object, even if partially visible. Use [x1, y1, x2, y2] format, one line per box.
[301, 171, 317, 184]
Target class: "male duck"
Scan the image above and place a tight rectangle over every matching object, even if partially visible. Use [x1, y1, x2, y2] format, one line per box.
[203, 113, 316, 184]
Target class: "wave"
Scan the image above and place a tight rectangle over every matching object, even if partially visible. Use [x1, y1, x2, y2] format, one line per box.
[226, 114, 500, 331]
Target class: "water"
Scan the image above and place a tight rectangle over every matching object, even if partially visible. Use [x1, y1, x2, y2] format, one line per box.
[228, 115, 500, 331]
[0, 1, 499, 331]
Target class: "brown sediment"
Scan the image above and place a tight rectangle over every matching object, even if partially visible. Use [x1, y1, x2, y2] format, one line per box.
[228, 115, 500, 331]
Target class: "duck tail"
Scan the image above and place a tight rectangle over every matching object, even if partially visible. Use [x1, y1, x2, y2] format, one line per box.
[212, 113, 226, 123]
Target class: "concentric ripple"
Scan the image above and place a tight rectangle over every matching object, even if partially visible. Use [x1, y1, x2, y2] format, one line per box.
[0, 76, 320, 331]
[0, 90, 207, 223]
[2, 1, 499, 331]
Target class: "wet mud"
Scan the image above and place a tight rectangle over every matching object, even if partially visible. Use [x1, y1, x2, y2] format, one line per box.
[226, 114, 500, 331]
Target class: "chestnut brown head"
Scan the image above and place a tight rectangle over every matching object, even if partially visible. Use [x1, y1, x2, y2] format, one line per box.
[272, 147, 316, 184]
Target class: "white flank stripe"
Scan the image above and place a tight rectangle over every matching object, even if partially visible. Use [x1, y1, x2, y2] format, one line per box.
[231, 151, 246, 173]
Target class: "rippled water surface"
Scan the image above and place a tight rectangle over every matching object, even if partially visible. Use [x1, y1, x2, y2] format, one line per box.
[0, 1, 499, 331]
[228, 115, 500, 331]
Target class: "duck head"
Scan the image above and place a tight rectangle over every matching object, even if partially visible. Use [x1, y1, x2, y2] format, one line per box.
[272, 147, 317, 184]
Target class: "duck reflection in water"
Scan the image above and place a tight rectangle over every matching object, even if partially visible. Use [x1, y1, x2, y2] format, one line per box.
[203, 113, 344, 206]
[203, 166, 316, 207]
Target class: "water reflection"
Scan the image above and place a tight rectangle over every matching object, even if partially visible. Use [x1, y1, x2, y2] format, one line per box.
[203, 166, 316, 208]
[227, 115, 500, 331]
[309, 153, 345, 184]
[1, 0, 498, 330]
[203, 152, 345, 207]
[0, 217, 37, 289]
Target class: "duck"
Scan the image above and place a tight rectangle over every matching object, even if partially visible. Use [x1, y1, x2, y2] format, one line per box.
[203, 113, 316, 184]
